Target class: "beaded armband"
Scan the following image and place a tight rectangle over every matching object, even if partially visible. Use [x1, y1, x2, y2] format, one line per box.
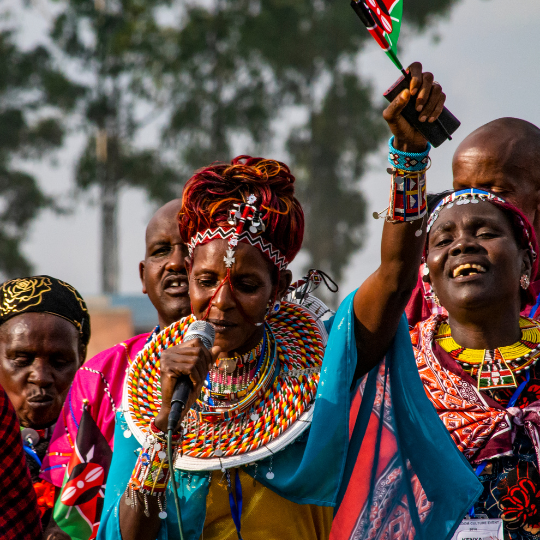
[125, 423, 182, 518]
[387, 136, 431, 171]
[374, 137, 430, 223]
[387, 168, 427, 222]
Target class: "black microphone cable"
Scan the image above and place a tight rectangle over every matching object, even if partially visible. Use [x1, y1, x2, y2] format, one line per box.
[166, 320, 215, 540]
[168, 425, 185, 540]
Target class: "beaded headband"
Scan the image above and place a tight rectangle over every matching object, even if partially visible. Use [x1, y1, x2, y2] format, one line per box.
[426, 188, 538, 262]
[187, 194, 289, 271]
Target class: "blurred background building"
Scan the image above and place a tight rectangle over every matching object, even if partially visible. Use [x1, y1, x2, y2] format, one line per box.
[85, 295, 157, 358]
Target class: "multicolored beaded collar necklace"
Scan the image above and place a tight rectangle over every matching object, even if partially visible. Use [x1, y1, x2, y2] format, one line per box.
[124, 300, 325, 470]
[203, 329, 269, 403]
[435, 316, 540, 390]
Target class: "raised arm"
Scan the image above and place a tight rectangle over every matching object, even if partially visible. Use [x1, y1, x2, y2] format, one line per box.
[353, 62, 446, 377]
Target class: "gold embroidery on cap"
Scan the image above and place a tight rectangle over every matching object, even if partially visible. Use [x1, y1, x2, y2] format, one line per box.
[0, 277, 52, 317]
[58, 280, 88, 313]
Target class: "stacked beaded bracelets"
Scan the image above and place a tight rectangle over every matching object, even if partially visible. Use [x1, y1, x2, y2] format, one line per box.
[374, 136, 431, 223]
[125, 419, 182, 518]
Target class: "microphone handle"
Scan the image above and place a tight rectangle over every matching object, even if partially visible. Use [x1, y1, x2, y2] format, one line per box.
[167, 375, 193, 432]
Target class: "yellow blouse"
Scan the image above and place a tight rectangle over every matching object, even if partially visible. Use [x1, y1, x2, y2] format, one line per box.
[202, 469, 333, 540]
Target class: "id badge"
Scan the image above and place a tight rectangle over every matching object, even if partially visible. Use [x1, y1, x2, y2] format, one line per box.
[451, 518, 504, 540]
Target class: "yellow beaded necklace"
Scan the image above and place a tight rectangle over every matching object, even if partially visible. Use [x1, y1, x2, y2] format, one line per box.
[435, 316, 540, 390]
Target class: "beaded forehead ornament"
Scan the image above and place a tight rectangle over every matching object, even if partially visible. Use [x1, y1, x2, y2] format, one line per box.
[187, 194, 289, 271]
[427, 189, 505, 232]
[426, 188, 538, 262]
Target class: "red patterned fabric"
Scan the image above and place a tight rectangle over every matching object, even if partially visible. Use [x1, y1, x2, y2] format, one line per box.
[331, 362, 432, 540]
[0, 384, 41, 538]
[411, 315, 516, 464]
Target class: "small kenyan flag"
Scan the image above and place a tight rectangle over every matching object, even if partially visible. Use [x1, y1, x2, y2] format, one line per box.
[478, 350, 516, 389]
[54, 404, 112, 540]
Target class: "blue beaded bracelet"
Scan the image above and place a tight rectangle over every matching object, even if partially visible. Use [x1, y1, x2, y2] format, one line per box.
[388, 136, 431, 172]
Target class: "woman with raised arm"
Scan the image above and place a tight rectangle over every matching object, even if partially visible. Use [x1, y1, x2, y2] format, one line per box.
[334, 67, 540, 539]
[97, 63, 480, 540]
[404, 188, 540, 539]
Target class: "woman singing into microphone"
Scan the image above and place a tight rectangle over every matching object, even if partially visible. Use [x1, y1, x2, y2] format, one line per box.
[97, 64, 480, 540]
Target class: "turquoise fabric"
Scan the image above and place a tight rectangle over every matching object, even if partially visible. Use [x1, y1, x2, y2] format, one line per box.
[97, 291, 482, 540]
[334, 312, 483, 540]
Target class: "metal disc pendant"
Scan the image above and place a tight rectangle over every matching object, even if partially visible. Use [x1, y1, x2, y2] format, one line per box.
[21, 428, 39, 447]
[123, 430, 132, 438]
[217, 358, 237, 374]
[251, 413, 258, 422]
[159, 511, 167, 519]
[215, 448, 224, 457]
[266, 471, 274, 480]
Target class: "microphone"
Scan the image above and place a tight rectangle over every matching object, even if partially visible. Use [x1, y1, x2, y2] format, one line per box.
[167, 320, 216, 432]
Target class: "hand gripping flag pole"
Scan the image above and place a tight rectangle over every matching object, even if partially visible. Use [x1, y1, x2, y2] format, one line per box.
[351, 0, 452, 141]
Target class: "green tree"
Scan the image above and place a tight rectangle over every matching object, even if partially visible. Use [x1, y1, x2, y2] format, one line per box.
[49, 0, 182, 293]
[163, 0, 461, 301]
[40, 0, 460, 296]
[0, 24, 79, 278]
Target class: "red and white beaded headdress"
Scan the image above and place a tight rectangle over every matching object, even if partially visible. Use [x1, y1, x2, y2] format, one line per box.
[187, 194, 289, 271]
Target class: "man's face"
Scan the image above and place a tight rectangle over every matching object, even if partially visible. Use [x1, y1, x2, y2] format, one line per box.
[140, 202, 190, 328]
[453, 141, 540, 234]
[0, 312, 81, 429]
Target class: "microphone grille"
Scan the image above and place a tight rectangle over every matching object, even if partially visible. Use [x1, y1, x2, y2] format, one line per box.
[183, 320, 216, 350]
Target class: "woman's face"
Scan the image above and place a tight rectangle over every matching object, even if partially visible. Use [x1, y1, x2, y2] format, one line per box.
[426, 201, 531, 314]
[189, 239, 291, 354]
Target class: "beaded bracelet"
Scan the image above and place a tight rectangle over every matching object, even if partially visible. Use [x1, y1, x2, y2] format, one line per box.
[125, 428, 180, 518]
[372, 137, 430, 223]
[387, 136, 431, 171]
[386, 168, 427, 222]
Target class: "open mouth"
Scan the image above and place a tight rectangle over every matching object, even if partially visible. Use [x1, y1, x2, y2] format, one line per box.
[163, 275, 188, 294]
[452, 263, 487, 278]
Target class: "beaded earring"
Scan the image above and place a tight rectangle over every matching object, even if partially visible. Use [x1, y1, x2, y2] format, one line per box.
[521, 274, 531, 290]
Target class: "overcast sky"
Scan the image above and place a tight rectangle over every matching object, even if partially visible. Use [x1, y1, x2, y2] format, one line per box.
[13, 0, 540, 301]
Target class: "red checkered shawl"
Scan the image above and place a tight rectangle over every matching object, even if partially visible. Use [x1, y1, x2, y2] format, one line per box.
[0, 385, 41, 538]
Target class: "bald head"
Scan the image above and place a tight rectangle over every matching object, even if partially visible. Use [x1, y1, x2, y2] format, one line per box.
[140, 198, 190, 328]
[453, 117, 540, 239]
[145, 199, 184, 244]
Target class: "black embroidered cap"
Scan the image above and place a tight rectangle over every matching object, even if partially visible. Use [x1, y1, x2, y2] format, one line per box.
[0, 275, 90, 346]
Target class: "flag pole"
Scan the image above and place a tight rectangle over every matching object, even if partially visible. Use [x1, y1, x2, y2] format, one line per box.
[351, 0, 452, 140]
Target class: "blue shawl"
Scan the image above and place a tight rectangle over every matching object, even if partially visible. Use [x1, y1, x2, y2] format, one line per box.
[97, 291, 481, 540]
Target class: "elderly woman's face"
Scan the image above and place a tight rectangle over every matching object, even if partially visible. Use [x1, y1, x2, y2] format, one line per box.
[426, 202, 531, 315]
[0, 312, 81, 428]
[189, 239, 281, 354]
